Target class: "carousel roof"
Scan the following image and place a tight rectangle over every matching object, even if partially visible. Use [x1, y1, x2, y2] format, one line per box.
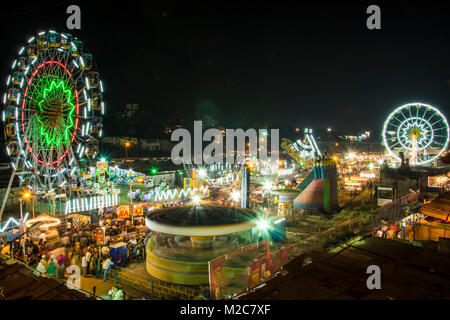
[145, 204, 257, 236]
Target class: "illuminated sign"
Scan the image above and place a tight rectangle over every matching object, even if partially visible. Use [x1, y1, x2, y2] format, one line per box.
[154, 186, 209, 202]
[65, 193, 119, 214]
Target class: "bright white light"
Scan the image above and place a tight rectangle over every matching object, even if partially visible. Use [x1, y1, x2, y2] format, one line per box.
[347, 152, 356, 159]
[231, 190, 240, 202]
[197, 168, 207, 179]
[257, 219, 269, 231]
[263, 181, 273, 191]
[192, 195, 201, 205]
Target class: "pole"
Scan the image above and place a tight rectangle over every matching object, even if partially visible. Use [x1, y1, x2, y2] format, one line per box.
[19, 199, 26, 259]
[0, 157, 20, 221]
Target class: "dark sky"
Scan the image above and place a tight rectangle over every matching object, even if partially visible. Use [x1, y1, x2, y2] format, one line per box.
[1, 0, 449, 137]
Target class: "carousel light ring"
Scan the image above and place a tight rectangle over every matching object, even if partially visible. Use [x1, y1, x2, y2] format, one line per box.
[382, 103, 449, 165]
[25, 215, 61, 229]
[3, 31, 104, 190]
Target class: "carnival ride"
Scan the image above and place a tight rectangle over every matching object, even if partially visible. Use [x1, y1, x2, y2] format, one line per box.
[1, 30, 104, 219]
[281, 128, 321, 169]
[145, 204, 257, 285]
[382, 103, 449, 166]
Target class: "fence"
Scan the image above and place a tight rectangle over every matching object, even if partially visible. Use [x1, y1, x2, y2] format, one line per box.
[226, 192, 421, 298]
[111, 265, 205, 300]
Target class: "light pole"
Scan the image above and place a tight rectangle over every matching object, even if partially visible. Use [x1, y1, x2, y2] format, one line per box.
[263, 181, 272, 209]
[125, 141, 131, 161]
[20, 192, 31, 259]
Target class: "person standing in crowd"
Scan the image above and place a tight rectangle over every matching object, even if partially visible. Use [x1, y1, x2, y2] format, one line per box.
[102, 256, 113, 281]
[47, 257, 57, 278]
[36, 255, 47, 275]
[82, 254, 88, 276]
[114, 287, 125, 300]
[39, 232, 47, 245]
[90, 253, 97, 276]
[57, 253, 66, 279]
[97, 255, 103, 278]
[72, 250, 80, 268]
[106, 286, 118, 300]
[85, 249, 92, 274]
[101, 245, 109, 258]
[28, 253, 39, 268]
[32, 242, 40, 256]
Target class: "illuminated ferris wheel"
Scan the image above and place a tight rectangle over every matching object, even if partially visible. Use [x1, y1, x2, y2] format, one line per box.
[2, 30, 104, 190]
[382, 102, 449, 166]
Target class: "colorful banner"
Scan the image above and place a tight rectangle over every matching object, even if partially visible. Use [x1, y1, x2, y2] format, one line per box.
[117, 205, 130, 219]
[96, 227, 105, 245]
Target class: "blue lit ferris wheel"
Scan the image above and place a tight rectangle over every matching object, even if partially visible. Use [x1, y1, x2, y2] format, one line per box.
[382, 102, 449, 166]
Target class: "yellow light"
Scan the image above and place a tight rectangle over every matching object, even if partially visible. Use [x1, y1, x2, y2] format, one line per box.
[22, 192, 31, 199]
[25, 215, 61, 229]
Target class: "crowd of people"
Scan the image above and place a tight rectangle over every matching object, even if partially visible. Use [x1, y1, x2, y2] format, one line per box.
[0, 214, 149, 291]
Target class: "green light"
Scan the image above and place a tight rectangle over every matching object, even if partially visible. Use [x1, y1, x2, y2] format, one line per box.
[31, 75, 75, 147]
[150, 167, 158, 174]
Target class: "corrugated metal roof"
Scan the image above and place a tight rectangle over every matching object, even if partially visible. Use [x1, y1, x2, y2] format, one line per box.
[0, 254, 92, 300]
[420, 192, 450, 221]
[239, 237, 450, 300]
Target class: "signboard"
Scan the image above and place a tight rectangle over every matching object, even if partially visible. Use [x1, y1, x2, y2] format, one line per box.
[117, 205, 130, 219]
[96, 228, 105, 245]
[133, 205, 143, 216]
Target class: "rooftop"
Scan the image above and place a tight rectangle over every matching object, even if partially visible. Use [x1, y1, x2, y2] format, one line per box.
[239, 236, 450, 300]
[0, 254, 92, 300]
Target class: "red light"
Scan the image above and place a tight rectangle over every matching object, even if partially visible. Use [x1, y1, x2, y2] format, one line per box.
[21, 60, 79, 166]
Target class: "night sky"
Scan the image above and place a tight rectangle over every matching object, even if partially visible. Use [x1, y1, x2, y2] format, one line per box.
[1, 1, 449, 137]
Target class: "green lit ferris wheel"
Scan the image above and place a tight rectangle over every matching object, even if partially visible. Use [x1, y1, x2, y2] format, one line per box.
[2, 30, 104, 190]
[382, 102, 449, 166]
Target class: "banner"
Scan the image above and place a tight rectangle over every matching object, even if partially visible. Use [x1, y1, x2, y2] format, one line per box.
[96, 227, 105, 245]
[117, 205, 130, 219]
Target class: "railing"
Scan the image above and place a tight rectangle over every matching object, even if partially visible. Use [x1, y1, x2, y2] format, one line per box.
[295, 170, 314, 192]
[111, 265, 206, 300]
